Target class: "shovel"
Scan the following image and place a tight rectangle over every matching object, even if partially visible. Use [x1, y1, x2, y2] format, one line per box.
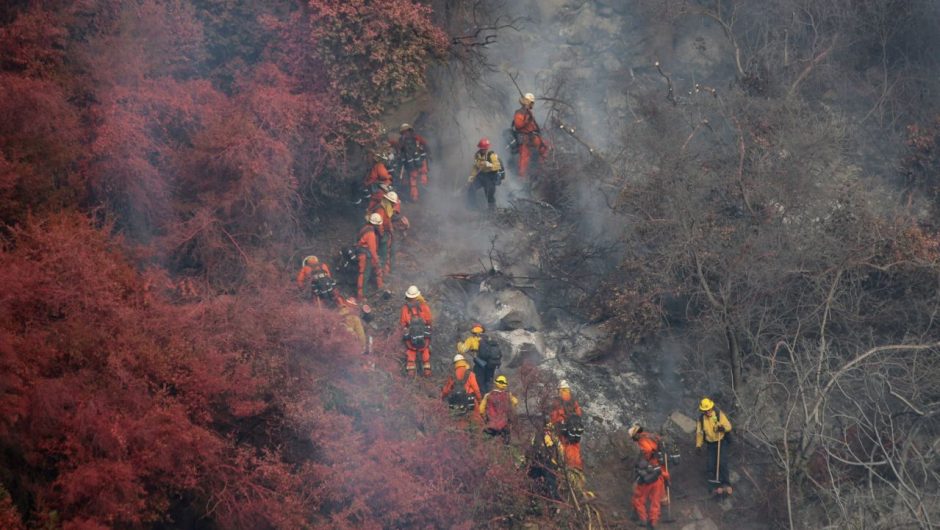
[708, 438, 723, 494]
[662, 451, 676, 523]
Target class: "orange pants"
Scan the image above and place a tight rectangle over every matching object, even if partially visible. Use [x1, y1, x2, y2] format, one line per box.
[632, 478, 666, 525]
[405, 340, 431, 376]
[405, 161, 428, 201]
[517, 136, 548, 179]
[356, 254, 383, 299]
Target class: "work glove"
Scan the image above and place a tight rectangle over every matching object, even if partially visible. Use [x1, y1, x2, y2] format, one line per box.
[467, 175, 475, 183]
[484, 161, 494, 169]
[716, 425, 726, 433]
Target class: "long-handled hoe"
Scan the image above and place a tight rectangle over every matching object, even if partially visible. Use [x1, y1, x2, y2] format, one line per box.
[708, 438, 723, 493]
[662, 452, 676, 523]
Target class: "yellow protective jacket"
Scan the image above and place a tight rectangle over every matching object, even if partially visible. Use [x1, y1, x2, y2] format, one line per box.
[456, 334, 480, 355]
[339, 306, 366, 349]
[696, 409, 732, 447]
[471, 150, 502, 178]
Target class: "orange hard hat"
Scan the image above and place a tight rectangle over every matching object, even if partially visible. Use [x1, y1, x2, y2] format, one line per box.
[478, 137, 491, 149]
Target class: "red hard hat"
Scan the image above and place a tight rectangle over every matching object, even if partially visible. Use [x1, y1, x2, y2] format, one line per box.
[477, 137, 490, 149]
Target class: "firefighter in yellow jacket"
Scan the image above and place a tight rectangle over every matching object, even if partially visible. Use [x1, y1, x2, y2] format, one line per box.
[467, 137, 503, 211]
[695, 397, 733, 495]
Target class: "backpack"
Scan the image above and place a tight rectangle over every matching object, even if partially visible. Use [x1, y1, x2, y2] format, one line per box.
[339, 246, 358, 273]
[484, 390, 511, 431]
[309, 266, 336, 299]
[476, 334, 503, 367]
[447, 370, 476, 412]
[405, 303, 430, 348]
[635, 456, 663, 485]
[560, 401, 584, 442]
[400, 133, 426, 169]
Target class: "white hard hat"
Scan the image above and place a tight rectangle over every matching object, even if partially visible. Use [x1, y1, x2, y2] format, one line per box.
[522, 92, 535, 104]
[405, 285, 421, 298]
[369, 213, 383, 225]
[453, 354, 465, 363]
[385, 191, 399, 204]
[400, 123, 412, 132]
[559, 380, 570, 390]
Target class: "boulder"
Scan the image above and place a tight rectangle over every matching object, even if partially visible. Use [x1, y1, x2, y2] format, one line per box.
[497, 289, 542, 331]
[669, 411, 698, 434]
[497, 329, 548, 368]
[565, 321, 616, 362]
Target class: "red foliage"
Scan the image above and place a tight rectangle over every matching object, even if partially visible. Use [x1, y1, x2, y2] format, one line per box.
[0, 212, 531, 527]
[0, 2, 538, 528]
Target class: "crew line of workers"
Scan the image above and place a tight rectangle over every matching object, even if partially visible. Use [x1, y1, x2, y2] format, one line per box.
[296, 96, 733, 529]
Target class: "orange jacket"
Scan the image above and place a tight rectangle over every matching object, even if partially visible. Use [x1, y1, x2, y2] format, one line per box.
[363, 161, 392, 187]
[295, 262, 332, 289]
[357, 225, 380, 268]
[636, 434, 664, 465]
[550, 394, 583, 425]
[441, 362, 482, 402]
[399, 298, 432, 329]
[513, 107, 540, 135]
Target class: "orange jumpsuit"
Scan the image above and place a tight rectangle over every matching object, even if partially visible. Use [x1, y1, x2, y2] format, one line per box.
[550, 394, 584, 470]
[632, 433, 669, 527]
[397, 130, 429, 201]
[399, 298, 433, 375]
[363, 161, 392, 188]
[296, 262, 342, 307]
[356, 224, 383, 299]
[512, 106, 549, 179]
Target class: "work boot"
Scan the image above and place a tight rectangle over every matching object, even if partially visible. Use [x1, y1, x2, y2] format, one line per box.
[406, 365, 417, 378]
[422, 363, 432, 377]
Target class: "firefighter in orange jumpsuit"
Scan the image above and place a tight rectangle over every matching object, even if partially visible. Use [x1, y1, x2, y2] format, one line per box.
[295, 255, 342, 308]
[396, 123, 429, 202]
[356, 213, 384, 300]
[399, 285, 433, 377]
[367, 190, 400, 275]
[363, 152, 393, 189]
[628, 423, 670, 529]
[550, 380, 584, 471]
[441, 353, 483, 417]
[511, 92, 549, 179]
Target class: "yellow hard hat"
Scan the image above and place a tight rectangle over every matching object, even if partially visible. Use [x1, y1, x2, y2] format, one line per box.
[699, 397, 715, 412]
[495, 375, 508, 386]
[302, 255, 318, 266]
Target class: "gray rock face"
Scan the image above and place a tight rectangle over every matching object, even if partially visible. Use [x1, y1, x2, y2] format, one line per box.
[682, 519, 719, 530]
[562, 321, 616, 363]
